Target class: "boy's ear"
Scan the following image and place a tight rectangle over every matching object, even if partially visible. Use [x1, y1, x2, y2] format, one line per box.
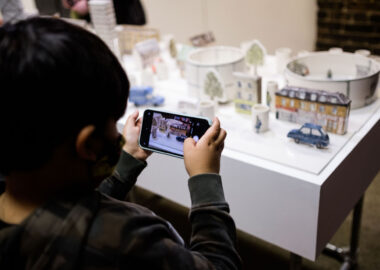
[76, 125, 98, 161]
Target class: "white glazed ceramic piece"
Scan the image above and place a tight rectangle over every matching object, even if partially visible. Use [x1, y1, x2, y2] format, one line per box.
[156, 61, 169, 80]
[284, 51, 380, 109]
[185, 46, 245, 102]
[328, 47, 343, 54]
[198, 100, 216, 120]
[233, 72, 261, 115]
[266, 81, 278, 112]
[275, 47, 292, 74]
[141, 68, 155, 86]
[202, 69, 225, 102]
[88, 0, 117, 54]
[355, 49, 371, 57]
[243, 40, 266, 76]
[134, 38, 160, 69]
[251, 104, 269, 133]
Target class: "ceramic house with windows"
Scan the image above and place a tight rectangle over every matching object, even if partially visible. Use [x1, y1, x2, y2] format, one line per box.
[233, 72, 262, 114]
[275, 86, 351, 135]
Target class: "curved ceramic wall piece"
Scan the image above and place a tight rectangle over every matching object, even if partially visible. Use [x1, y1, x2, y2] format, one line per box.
[284, 51, 380, 109]
[185, 46, 245, 102]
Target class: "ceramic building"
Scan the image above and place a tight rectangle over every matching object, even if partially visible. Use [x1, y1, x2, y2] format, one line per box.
[233, 72, 262, 114]
[275, 86, 351, 135]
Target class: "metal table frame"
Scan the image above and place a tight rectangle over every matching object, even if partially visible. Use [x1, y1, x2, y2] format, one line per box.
[290, 195, 364, 270]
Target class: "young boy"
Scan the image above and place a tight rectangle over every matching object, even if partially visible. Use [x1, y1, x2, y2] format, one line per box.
[0, 17, 241, 269]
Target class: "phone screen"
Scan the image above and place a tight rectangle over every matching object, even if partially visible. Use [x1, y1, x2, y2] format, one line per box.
[139, 109, 211, 158]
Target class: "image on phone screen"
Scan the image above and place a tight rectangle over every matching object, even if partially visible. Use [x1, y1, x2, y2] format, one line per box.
[139, 110, 211, 157]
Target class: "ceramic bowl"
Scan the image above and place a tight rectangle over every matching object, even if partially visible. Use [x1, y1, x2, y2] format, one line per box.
[284, 51, 380, 109]
[186, 46, 245, 102]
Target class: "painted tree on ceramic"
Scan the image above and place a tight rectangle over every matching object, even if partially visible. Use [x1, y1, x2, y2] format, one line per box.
[245, 40, 265, 75]
[204, 71, 223, 101]
[169, 38, 177, 58]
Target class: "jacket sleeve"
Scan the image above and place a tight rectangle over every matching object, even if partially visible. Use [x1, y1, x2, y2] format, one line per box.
[118, 174, 242, 270]
[98, 150, 146, 200]
[186, 173, 242, 270]
[88, 173, 242, 270]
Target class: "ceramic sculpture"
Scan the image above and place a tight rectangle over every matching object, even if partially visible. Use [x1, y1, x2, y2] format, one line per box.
[203, 70, 224, 101]
[287, 123, 329, 149]
[116, 25, 159, 55]
[133, 38, 160, 69]
[190, 31, 215, 47]
[275, 86, 351, 135]
[186, 46, 245, 102]
[244, 40, 266, 76]
[233, 72, 261, 114]
[285, 51, 380, 109]
[88, 0, 117, 54]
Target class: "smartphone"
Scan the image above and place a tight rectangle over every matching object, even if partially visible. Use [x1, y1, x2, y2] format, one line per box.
[139, 109, 212, 158]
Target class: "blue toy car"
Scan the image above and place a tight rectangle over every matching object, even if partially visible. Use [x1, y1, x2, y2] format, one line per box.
[287, 123, 329, 149]
[176, 135, 187, 142]
[129, 86, 165, 107]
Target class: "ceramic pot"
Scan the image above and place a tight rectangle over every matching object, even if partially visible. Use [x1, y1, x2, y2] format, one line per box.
[284, 51, 380, 109]
[185, 46, 245, 102]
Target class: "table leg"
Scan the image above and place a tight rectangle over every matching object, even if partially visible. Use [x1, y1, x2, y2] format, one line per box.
[322, 195, 364, 270]
[289, 253, 302, 270]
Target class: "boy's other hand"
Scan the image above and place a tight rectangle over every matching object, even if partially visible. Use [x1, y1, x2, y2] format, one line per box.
[122, 110, 152, 161]
[184, 117, 226, 177]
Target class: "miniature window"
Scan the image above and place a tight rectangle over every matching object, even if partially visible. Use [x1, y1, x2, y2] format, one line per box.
[300, 102, 306, 109]
[310, 93, 317, 101]
[319, 95, 327, 102]
[319, 105, 325, 113]
[332, 106, 337, 115]
[311, 104, 316, 111]
[237, 92, 242, 99]
[248, 82, 252, 88]
[281, 98, 286, 106]
[248, 94, 253, 101]
[290, 100, 295, 107]
[299, 92, 306, 99]
[289, 91, 295, 98]
[311, 129, 321, 136]
[237, 81, 242, 88]
[300, 127, 310, 135]
[331, 97, 338, 104]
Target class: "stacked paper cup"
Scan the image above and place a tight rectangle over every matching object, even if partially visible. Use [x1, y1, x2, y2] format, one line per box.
[88, 0, 117, 54]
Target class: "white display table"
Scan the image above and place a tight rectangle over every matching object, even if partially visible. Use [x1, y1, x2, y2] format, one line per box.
[117, 55, 380, 261]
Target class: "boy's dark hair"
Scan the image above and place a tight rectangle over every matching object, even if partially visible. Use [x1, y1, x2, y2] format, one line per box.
[0, 17, 129, 175]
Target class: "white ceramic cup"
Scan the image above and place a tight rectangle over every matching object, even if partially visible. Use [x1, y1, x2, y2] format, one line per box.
[198, 100, 215, 120]
[156, 62, 169, 80]
[328, 47, 343, 54]
[251, 104, 269, 133]
[266, 81, 278, 113]
[275, 47, 292, 74]
[355, 49, 371, 57]
[141, 68, 155, 86]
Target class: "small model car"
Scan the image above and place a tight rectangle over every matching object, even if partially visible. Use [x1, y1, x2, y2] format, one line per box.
[129, 86, 165, 107]
[176, 135, 187, 142]
[287, 123, 329, 149]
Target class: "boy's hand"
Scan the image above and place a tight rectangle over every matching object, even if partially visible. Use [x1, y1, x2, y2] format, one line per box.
[184, 117, 226, 177]
[122, 110, 152, 161]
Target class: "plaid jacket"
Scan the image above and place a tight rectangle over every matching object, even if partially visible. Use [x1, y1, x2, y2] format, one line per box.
[0, 151, 242, 269]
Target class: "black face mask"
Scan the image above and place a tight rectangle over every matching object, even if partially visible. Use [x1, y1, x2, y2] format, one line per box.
[91, 134, 125, 180]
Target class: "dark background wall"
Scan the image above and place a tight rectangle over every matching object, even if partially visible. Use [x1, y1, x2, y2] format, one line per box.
[317, 0, 380, 55]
